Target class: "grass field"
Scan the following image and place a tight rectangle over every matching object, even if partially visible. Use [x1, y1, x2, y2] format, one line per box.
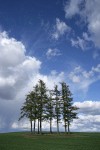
[0, 132, 100, 150]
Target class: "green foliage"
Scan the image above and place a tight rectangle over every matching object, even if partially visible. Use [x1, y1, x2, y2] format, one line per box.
[52, 85, 61, 133]
[61, 82, 79, 133]
[19, 80, 79, 134]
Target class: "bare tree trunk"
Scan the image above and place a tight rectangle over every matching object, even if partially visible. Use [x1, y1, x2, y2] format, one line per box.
[38, 119, 40, 134]
[57, 119, 59, 133]
[65, 120, 67, 133]
[40, 117, 42, 134]
[50, 118, 52, 133]
[68, 121, 70, 134]
[34, 119, 36, 134]
[30, 120, 32, 133]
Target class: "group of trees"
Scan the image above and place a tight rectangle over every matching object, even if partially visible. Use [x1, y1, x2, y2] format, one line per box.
[19, 80, 79, 134]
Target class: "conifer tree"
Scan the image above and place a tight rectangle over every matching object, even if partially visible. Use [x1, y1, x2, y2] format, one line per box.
[19, 80, 79, 134]
[19, 93, 34, 133]
[30, 91, 38, 134]
[61, 82, 78, 134]
[53, 85, 61, 133]
[46, 91, 54, 133]
[33, 84, 40, 134]
[37, 80, 48, 133]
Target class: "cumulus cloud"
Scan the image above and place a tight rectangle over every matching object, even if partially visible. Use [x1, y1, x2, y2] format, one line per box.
[64, 0, 100, 49]
[74, 101, 100, 115]
[0, 69, 65, 132]
[84, 0, 100, 48]
[46, 48, 62, 58]
[71, 101, 100, 132]
[68, 64, 100, 92]
[0, 30, 100, 132]
[0, 31, 41, 100]
[52, 18, 70, 40]
[64, 0, 83, 18]
[0, 31, 65, 132]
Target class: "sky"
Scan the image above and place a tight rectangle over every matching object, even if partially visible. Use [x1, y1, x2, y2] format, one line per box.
[0, 0, 100, 132]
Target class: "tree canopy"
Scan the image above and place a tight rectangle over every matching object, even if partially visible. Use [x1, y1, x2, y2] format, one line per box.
[19, 80, 79, 134]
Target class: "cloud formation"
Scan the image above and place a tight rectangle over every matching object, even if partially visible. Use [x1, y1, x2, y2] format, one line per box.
[68, 64, 100, 92]
[64, 0, 83, 18]
[0, 31, 41, 100]
[52, 18, 70, 40]
[64, 0, 100, 49]
[71, 37, 87, 51]
[0, 31, 66, 132]
[0, 30, 100, 132]
[46, 48, 62, 58]
[71, 101, 100, 132]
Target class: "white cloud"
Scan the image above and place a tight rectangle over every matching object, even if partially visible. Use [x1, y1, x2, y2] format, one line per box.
[0, 31, 26, 68]
[84, 0, 100, 48]
[46, 48, 62, 58]
[0, 31, 65, 132]
[0, 31, 100, 132]
[71, 37, 87, 51]
[0, 31, 41, 100]
[64, 0, 83, 18]
[74, 101, 100, 115]
[68, 64, 100, 92]
[64, 0, 100, 49]
[71, 32, 92, 51]
[0, 69, 65, 132]
[71, 101, 100, 132]
[52, 18, 70, 40]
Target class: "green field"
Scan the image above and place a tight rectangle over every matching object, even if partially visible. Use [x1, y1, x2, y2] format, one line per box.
[0, 132, 100, 150]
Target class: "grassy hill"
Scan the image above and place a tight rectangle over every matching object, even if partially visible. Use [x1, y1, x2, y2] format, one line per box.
[0, 132, 100, 150]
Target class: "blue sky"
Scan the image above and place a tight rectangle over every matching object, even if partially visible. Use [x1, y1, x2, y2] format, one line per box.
[0, 0, 100, 132]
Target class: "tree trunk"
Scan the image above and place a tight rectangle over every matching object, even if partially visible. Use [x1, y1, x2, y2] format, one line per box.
[30, 119, 32, 133]
[65, 120, 67, 133]
[40, 117, 42, 134]
[57, 119, 59, 133]
[68, 121, 70, 134]
[38, 119, 40, 134]
[50, 118, 52, 133]
[34, 119, 36, 134]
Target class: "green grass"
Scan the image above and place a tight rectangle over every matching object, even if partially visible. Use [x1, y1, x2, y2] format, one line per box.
[0, 132, 100, 150]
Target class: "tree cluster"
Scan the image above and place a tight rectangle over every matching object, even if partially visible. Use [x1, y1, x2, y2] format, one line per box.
[19, 80, 79, 134]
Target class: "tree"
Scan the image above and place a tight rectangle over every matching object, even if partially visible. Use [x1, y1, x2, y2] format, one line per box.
[46, 91, 54, 133]
[19, 93, 34, 133]
[33, 84, 40, 134]
[53, 85, 61, 133]
[19, 80, 79, 134]
[30, 91, 38, 134]
[61, 82, 68, 133]
[37, 80, 48, 134]
[61, 82, 78, 134]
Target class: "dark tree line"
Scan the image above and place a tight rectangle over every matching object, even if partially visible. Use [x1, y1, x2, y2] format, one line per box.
[19, 80, 79, 134]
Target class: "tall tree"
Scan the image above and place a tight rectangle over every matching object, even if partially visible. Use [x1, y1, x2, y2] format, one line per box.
[61, 82, 78, 134]
[19, 80, 79, 134]
[19, 93, 34, 133]
[46, 91, 54, 133]
[30, 91, 38, 134]
[37, 80, 48, 134]
[33, 84, 40, 134]
[53, 85, 61, 133]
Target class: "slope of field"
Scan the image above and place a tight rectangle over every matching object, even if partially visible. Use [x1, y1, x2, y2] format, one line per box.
[0, 132, 100, 150]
